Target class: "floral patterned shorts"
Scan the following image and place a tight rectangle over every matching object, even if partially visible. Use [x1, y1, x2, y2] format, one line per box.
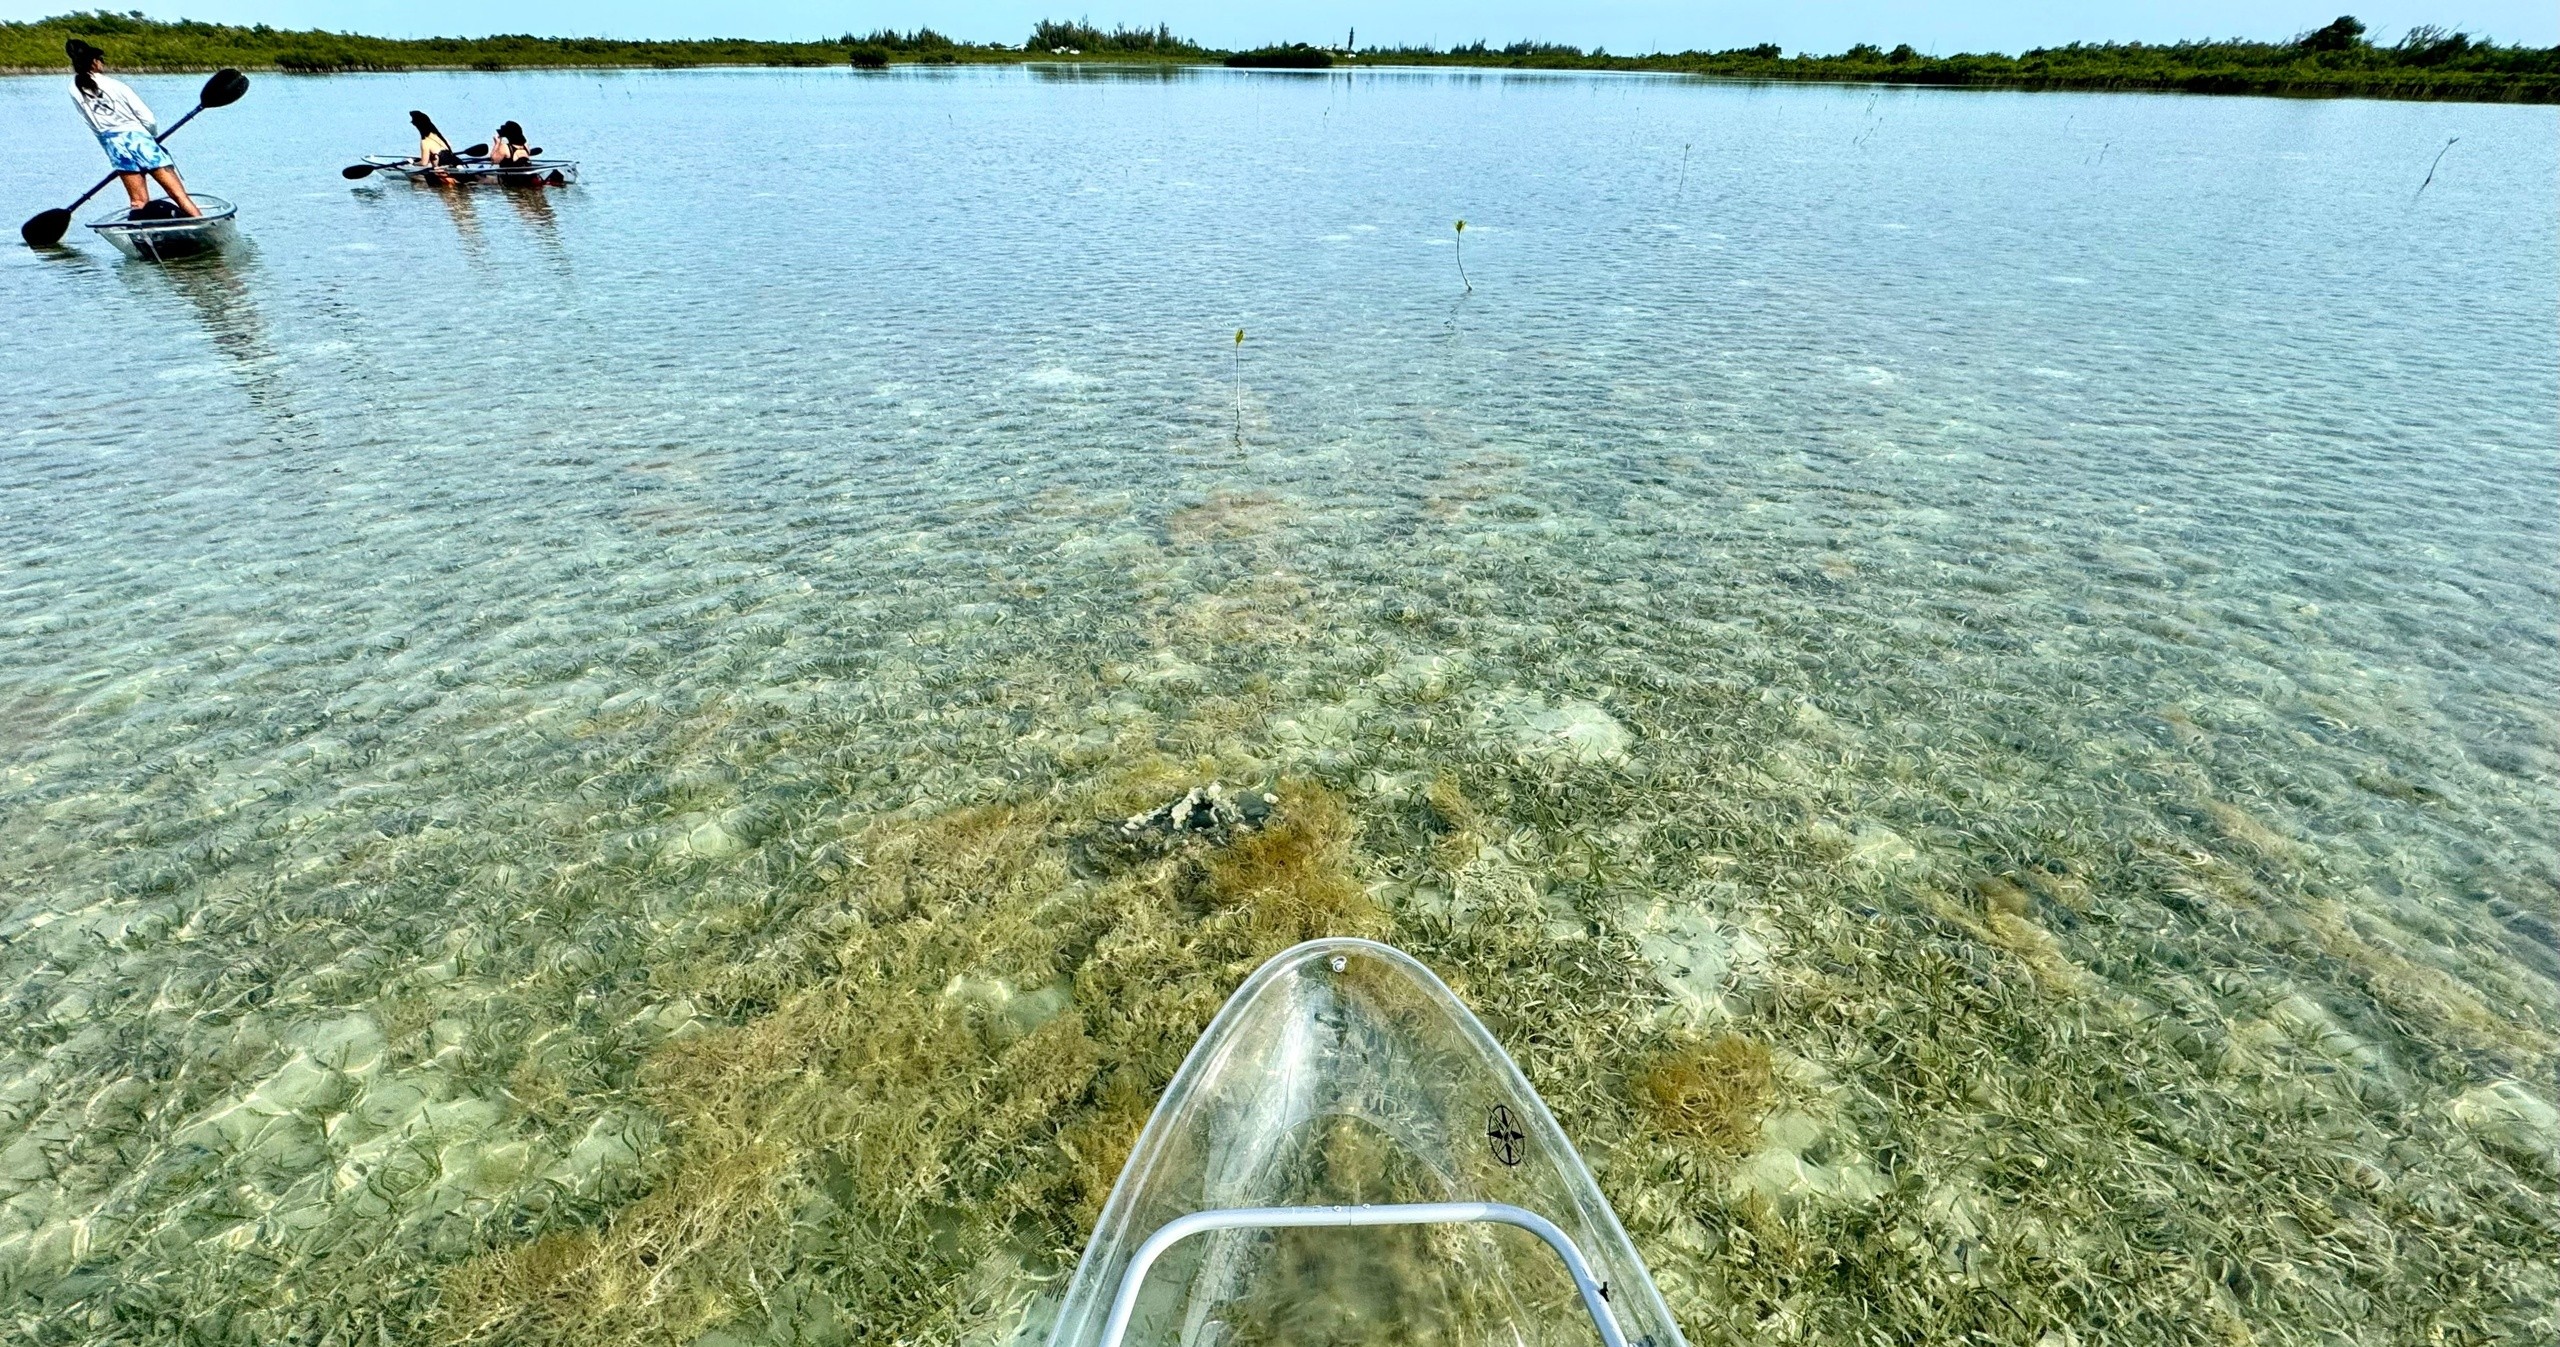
[97, 129, 172, 173]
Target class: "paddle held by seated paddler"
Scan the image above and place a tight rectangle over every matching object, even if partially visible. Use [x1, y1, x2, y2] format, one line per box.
[66, 39, 202, 220]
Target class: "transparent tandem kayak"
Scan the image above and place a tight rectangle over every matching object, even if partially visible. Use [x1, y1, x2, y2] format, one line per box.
[88, 194, 236, 262]
[1049, 938, 1688, 1347]
[362, 156, 579, 186]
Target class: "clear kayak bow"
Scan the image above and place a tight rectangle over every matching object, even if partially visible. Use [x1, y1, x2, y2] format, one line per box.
[88, 194, 237, 261]
[1048, 938, 1687, 1347]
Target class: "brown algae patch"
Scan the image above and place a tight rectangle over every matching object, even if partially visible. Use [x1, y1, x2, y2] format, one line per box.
[438, 776, 1382, 1345]
[1415, 449, 1526, 525]
[1965, 876, 2089, 993]
[1165, 489, 1291, 546]
[2201, 798, 2300, 862]
[1638, 1033, 1776, 1154]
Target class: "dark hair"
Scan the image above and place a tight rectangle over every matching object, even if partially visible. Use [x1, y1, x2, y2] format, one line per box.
[497, 120, 525, 144]
[409, 110, 441, 138]
[66, 39, 103, 96]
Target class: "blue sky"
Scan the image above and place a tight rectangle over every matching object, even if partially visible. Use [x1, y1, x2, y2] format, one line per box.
[10, 1, 2554, 50]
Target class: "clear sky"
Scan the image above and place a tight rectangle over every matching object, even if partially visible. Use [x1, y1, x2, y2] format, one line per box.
[7, 1, 2553, 51]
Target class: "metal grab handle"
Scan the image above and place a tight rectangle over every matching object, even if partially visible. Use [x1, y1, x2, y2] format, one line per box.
[1098, 1201, 1633, 1347]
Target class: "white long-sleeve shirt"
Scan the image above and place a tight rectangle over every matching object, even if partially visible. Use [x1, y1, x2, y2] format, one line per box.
[71, 74, 157, 137]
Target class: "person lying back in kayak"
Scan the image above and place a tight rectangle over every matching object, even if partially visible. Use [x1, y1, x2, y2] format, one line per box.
[409, 110, 461, 169]
[66, 39, 202, 219]
[490, 121, 532, 165]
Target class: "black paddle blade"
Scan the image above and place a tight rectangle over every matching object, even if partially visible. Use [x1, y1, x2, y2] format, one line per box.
[20, 208, 73, 249]
[463, 144, 490, 158]
[202, 68, 250, 108]
[342, 164, 377, 180]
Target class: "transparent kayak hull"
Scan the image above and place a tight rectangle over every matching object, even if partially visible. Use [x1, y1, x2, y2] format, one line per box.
[1049, 938, 1687, 1347]
[88, 194, 236, 261]
[361, 156, 579, 186]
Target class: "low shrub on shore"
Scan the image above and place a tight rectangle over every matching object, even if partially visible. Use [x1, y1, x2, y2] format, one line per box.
[0, 12, 1140, 73]
[1227, 44, 1334, 69]
[1368, 19, 2560, 101]
[4, 11, 2554, 102]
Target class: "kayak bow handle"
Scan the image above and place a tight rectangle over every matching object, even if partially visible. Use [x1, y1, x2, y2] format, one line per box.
[1097, 1202, 1636, 1347]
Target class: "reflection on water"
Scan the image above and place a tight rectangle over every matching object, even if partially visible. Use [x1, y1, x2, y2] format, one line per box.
[135, 251, 268, 366]
[0, 65, 2553, 1347]
[429, 180, 487, 254]
[1026, 61, 1203, 83]
[495, 181, 562, 250]
[108, 247, 319, 449]
[145, 252, 263, 355]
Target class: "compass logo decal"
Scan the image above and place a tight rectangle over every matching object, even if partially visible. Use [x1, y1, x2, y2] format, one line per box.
[1487, 1103, 1526, 1166]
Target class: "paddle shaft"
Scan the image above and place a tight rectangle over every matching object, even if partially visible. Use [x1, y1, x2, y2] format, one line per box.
[58, 100, 211, 215]
[346, 145, 496, 179]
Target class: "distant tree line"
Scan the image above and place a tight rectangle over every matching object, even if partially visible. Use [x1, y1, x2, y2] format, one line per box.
[4, 11, 2550, 101]
[1360, 17, 2556, 100]
[0, 11, 1003, 72]
[1021, 20, 1203, 56]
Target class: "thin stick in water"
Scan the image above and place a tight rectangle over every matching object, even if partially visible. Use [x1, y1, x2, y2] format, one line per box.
[2414, 137, 2459, 199]
[1453, 219, 1471, 292]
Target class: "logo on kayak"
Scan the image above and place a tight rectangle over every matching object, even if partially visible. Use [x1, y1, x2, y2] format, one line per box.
[1486, 1104, 1526, 1166]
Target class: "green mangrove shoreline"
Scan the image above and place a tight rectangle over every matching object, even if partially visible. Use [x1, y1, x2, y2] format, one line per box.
[5, 13, 2557, 103]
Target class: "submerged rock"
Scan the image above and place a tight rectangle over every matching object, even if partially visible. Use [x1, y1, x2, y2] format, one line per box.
[1481, 691, 1634, 766]
[2449, 1080, 2560, 1174]
[1732, 1109, 1888, 1208]
[1077, 782, 1277, 871]
[942, 975, 1074, 1046]
[1620, 897, 1771, 1025]
[1521, 700, 1632, 764]
[1845, 822, 1918, 872]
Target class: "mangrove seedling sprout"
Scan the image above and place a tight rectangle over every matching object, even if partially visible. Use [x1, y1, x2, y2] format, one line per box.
[1453, 219, 1471, 292]
[2415, 136, 2458, 199]
[1232, 328, 1246, 446]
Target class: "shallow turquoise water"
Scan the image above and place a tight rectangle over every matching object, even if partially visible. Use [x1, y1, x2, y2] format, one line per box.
[1, 66, 2555, 1344]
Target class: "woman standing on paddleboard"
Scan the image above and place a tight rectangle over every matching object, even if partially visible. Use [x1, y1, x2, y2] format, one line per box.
[66, 39, 201, 218]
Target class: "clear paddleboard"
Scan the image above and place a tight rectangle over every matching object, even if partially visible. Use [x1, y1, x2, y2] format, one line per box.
[1048, 938, 1687, 1347]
